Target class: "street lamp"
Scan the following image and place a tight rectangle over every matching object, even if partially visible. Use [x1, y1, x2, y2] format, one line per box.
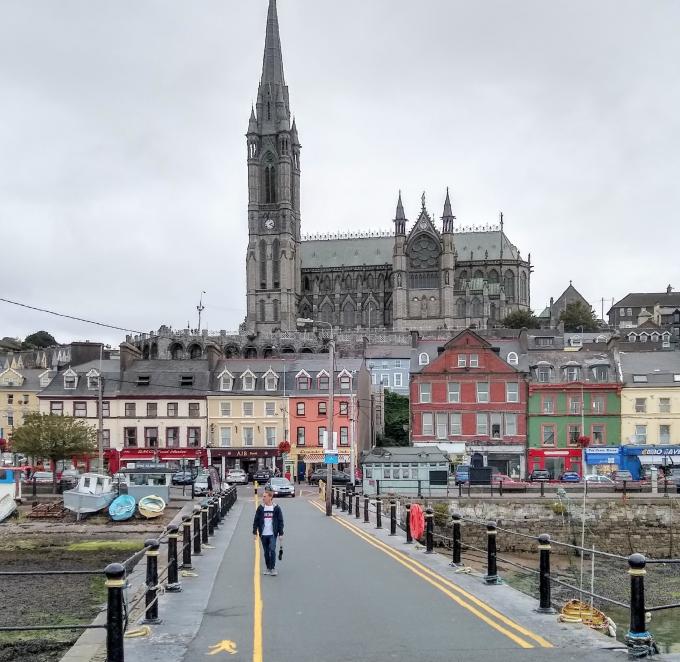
[297, 317, 334, 516]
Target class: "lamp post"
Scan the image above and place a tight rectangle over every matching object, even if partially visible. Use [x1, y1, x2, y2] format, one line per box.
[297, 317, 334, 516]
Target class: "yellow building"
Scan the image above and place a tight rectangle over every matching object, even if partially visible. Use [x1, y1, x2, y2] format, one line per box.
[0, 367, 54, 440]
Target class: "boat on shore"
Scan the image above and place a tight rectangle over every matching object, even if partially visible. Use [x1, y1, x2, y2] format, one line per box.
[0, 493, 17, 522]
[63, 473, 116, 519]
[109, 494, 136, 521]
[138, 495, 166, 519]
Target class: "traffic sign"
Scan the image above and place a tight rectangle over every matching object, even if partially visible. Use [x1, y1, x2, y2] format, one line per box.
[324, 452, 338, 465]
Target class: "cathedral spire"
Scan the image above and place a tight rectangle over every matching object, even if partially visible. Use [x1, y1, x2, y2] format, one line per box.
[261, 0, 285, 87]
[394, 191, 406, 235]
[442, 187, 455, 233]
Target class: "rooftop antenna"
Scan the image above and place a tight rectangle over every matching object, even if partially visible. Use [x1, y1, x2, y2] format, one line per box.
[197, 291, 206, 334]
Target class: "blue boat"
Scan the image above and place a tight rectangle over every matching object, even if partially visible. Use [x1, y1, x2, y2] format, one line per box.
[108, 494, 136, 521]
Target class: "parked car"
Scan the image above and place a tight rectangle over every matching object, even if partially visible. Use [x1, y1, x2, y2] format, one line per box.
[491, 474, 525, 489]
[612, 470, 635, 482]
[559, 472, 581, 483]
[225, 469, 248, 485]
[612, 470, 644, 491]
[171, 471, 195, 486]
[308, 469, 352, 485]
[58, 469, 80, 492]
[27, 471, 54, 484]
[253, 468, 273, 483]
[266, 477, 295, 497]
[193, 474, 211, 496]
[528, 469, 551, 481]
[454, 465, 470, 485]
[584, 474, 615, 487]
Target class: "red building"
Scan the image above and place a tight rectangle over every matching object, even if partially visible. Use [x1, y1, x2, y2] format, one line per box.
[410, 330, 528, 477]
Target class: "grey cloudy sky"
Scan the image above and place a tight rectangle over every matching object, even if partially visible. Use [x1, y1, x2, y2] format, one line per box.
[1, 0, 678, 345]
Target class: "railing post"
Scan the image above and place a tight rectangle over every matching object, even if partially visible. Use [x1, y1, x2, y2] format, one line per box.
[467, 481, 471, 498]
[389, 498, 397, 536]
[166, 524, 181, 592]
[105, 563, 126, 662]
[626, 553, 654, 651]
[417, 480, 422, 498]
[451, 513, 461, 565]
[143, 538, 161, 624]
[201, 503, 209, 545]
[207, 500, 215, 536]
[355, 494, 360, 519]
[484, 521, 501, 584]
[364, 495, 369, 523]
[458, 482, 462, 497]
[182, 515, 193, 569]
[405, 503, 413, 544]
[536, 534, 555, 613]
[193, 505, 202, 556]
[376, 499, 382, 529]
[341, 489, 347, 512]
[425, 507, 434, 553]
[540, 480, 545, 498]
[499, 480, 504, 497]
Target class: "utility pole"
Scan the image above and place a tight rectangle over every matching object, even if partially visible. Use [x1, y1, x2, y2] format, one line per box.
[97, 344, 104, 471]
[197, 291, 206, 334]
[326, 336, 335, 516]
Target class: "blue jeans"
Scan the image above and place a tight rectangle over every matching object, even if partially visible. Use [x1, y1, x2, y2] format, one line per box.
[260, 535, 277, 570]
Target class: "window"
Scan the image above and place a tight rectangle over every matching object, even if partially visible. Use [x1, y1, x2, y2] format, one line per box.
[660, 425, 671, 444]
[166, 427, 179, 447]
[419, 383, 431, 403]
[40, 373, 51, 387]
[660, 398, 671, 414]
[102, 430, 110, 448]
[380, 374, 390, 388]
[542, 396, 554, 414]
[504, 413, 518, 436]
[297, 376, 310, 390]
[137, 375, 150, 386]
[381, 360, 388, 369]
[436, 413, 447, 439]
[339, 401, 349, 416]
[265, 402, 276, 417]
[568, 425, 581, 445]
[476, 413, 488, 435]
[180, 375, 194, 387]
[339, 374, 351, 390]
[167, 402, 178, 417]
[7, 394, 13, 405]
[243, 402, 254, 417]
[564, 366, 579, 382]
[189, 403, 200, 417]
[265, 375, 277, 391]
[537, 367, 551, 383]
[318, 374, 329, 390]
[340, 427, 349, 445]
[632, 375, 648, 383]
[627, 307, 633, 316]
[372, 374, 377, 385]
[64, 374, 77, 389]
[469, 354, 479, 368]
[187, 427, 201, 447]
[7, 414, 13, 426]
[591, 425, 604, 445]
[265, 427, 277, 446]
[535, 336, 554, 347]
[101, 401, 110, 418]
[220, 375, 233, 391]
[88, 374, 100, 390]
[394, 360, 402, 368]
[507, 352, 519, 365]
[74, 402, 87, 417]
[418, 353, 429, 366]
[242, 374, 255, 391]
[635, 398, 646, 413]
[422, 413, 433, 435]
[491, 413, 502, 438]
[125, 403, 136, 418]
[124, 427, 137, 447]
[318, 401, 327, 415]
[220, 427, 232, 447]
[394, 373, 403, 388]
[146, 402, 157, 417]
[592, 396, 605, 414]
[675, 375, 680, 383]
[449, 413, 461, 435]
[592, 366, 609, 382]
[476, 382, 489, 403]
[220, 401, 231, 417]
[506, 383, 519, 403]
[635, 425, 647, 444]
[296, 402, 305, 416]
[447, 383, 460, 403]
[317, 426, 326, 446]
[542, 426, 555, 446]
[145, 427, 159, 448]
[569, 397, 581, 415]
[457, 355, 467, 368]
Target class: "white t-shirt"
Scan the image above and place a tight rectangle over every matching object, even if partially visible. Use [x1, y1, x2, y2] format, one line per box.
[262, 504, 275, 536]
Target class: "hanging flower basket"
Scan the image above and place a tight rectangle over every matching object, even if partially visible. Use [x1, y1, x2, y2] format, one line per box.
[278, 441, 291, 454]
[576, 435, 591, 448]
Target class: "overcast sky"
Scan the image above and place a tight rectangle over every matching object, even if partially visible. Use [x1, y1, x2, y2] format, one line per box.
[1, 0, 678, 346]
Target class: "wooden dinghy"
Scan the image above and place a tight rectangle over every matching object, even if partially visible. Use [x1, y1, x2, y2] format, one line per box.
[138, 495, 166, 519]
[109, 494, 136, 521]
[559, 599, 616, 636]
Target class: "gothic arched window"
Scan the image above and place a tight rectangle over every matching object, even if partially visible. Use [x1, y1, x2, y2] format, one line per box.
[272, 299, 280, 322]
[272, 239, 280, 288]
[259, 299, 266, 322]
[473, 269, 484, 280]
[471, 298, 483, 317]
[263, 154, 276, 204]
[320, 301, 334, 325]
[259, 240, 267, 288]
[189, 344, 202, 360]
[342, 302, 356, 328]
[408, 234, 440, 270]
[520, 272, 527, 302]
[488, 269, 499, 284]
[170, 343, 183, 360]
[504, 270, 515, 300]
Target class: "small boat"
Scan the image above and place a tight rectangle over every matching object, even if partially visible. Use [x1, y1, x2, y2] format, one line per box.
[0, 493, 17, 523]
[109, 494, 136, 521]
[559, 599, 615, 636]
[138, 495, 166, 519]
[63, 473, 116, 520]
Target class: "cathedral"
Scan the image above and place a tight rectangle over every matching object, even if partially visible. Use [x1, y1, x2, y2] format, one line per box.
[245, 1, 532, 335]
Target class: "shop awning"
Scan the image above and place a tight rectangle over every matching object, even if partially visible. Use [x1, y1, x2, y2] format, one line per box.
[300, 450, 351, 464]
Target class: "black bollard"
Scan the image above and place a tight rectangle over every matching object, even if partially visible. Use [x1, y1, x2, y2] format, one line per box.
[201, 504, 209, 544]
[207, 501, 215, 536]
[376, 499, 382, 529]
[193, 505, 202, 556]
[166, 524, 181, 592]
[484, 521, 501, 584]
[425, 507, 434, 553]
[182, 515, 193, 569]
[536, 534, 554, 613]
[389, 498, 397, 536]
[467, 481, 471, 498]
[540, 480, 545, 498]
[451, 513, 461, 565]
[341, 489, 347, 512]
[405, 503, 413, 544]
[143, 538, 162, 624]
[355, 494, 360, 519]
[626, 553, 653, 649]
[104, 563, 126, 662]
[458, 482, 462, 498]
[364, 495, 369, 523]
[499, 480, 504, 497]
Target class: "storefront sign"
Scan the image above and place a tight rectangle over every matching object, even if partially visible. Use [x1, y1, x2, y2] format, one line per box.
[640, 447, 680, 456]
[213, 448, 279, 458]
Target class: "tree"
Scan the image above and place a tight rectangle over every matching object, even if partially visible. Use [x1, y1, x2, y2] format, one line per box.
[382, 390, 410, 447]
[559, 301, 599, 332]
[22, 331, 57, 349]
[501, 309, 540, 329]
[11, 413, 97, 492]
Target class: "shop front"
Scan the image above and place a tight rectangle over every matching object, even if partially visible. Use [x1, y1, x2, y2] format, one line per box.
[209, 448, 279, 479]
[105, 448, 207, 475]
[528, 448, 583, 478]
[467, 444, 525, 479]
[584, 447, 621, 476]
[296, 448, 352, 480]
[620, 446, 680, 480]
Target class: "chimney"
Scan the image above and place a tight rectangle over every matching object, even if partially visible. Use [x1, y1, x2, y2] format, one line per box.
[205, 342, 224, 372]
[518, 327, 528, 352]
[437, 346, 445, 356]
[667, 284, 673, 294]
[119, 342, 142, 374]
[410, 330, 420, 348]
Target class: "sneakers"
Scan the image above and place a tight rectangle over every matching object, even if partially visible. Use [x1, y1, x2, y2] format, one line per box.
[270, 568, 278, 576]
[264, 569, 272, 575]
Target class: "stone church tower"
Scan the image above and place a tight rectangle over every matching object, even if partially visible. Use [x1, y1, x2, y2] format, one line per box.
[245, 0, 301, 334]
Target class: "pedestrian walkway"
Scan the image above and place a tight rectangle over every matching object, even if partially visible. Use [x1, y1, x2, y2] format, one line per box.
[124, 487, 628, 662]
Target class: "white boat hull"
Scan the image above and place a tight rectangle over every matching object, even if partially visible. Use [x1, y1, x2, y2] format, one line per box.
[0, 494, 17, 522]
[63, 489, 115, 515]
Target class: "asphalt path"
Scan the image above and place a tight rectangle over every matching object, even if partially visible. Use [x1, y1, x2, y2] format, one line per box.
[180, 489, 627, 662]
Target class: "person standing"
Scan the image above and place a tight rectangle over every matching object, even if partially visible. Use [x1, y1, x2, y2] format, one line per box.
[253, 487, 284, 576]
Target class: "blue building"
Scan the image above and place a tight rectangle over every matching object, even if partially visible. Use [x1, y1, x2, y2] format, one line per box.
[365, 347, 410, 396]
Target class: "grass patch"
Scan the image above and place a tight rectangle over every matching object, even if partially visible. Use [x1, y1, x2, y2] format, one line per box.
[89, 576, 107, 605]
[66, 540, 143, 553]
[0, 613, 88, 644]
[0, 539, 40, 552]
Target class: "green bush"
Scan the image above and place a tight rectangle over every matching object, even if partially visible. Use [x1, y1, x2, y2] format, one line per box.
[433, 502, 450, 527]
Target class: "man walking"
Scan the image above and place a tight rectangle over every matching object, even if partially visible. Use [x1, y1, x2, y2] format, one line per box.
[253, 487, 284, 576]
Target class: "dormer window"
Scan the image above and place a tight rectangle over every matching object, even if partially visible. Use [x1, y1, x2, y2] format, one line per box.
[317, 371, 329, 390]
[507, 352, 519, 366]
[39, 372, 51, 388]
[243, 375, 255, 391]
[218, 370, 234, 391]
[418, 353, 429, 366]
[296, 370, 310, 390]
[338, 370, 352, 390]
[536, 365, 552, 383]
[180, 375, 194, 387]
[592, 366, 609, 382]
[263, 369, 278, 392]
[63, 370, 78, 390]
[137, 375, 150, 386]
[88, 375, 100, 389]
[564, 366, 580, 382]
[640, 334, 648, 343]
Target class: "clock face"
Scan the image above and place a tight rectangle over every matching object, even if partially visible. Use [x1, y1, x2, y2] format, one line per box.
[264, 218, 275, 230]
[419, 220, 428, 229]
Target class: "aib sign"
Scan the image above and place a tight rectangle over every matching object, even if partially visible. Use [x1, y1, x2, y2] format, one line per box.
[641, 447, 680, 456]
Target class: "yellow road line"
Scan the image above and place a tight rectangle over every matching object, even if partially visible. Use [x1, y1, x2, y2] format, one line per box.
[253, 494, 263, 662]
[310, 501, 551, 649]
